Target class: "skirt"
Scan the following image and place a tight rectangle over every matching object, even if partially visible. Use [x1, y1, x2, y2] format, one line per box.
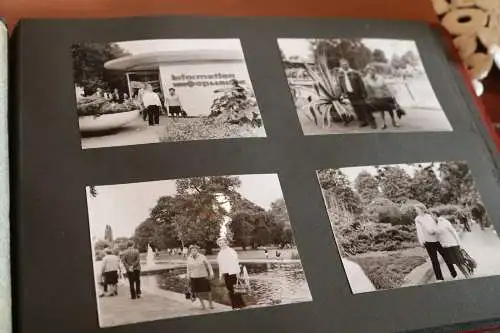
[444, 246, 466, 265]
[103, 271, 119, 285]
[190, 277, 211, 293]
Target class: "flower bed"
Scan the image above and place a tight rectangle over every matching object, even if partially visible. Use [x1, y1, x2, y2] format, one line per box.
[76, 95, 141, 117]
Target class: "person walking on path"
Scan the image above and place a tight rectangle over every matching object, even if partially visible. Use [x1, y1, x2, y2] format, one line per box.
[216, 237, 246, 310]
[435, 213, 471, 278]
[100, 248, 121, 297]
[122, 241, 142, 299]
[141, 84, 162, 126]
[414, 204, 457, 281]
[186, 245, 215, 310]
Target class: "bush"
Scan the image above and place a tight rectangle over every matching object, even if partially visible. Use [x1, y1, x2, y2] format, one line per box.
[364, 197, 402, 225]
[399, 199, 424, 225]
[76, 95, 141, 117]
[429, 204, 468, 224]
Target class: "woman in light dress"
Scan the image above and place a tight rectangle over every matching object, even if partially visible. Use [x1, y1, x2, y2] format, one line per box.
[186, 245, 215, 310]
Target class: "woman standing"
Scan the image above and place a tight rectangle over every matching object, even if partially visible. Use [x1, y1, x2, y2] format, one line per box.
[435, 213, 471, 278]
[363, 65, 405, 129]
[186, 245, 215, 310]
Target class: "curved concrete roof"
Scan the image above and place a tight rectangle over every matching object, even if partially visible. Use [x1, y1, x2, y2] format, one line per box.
[104, 49, 245, 71]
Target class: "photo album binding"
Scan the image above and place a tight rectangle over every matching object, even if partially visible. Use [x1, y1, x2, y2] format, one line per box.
[9, 16, 500, 333]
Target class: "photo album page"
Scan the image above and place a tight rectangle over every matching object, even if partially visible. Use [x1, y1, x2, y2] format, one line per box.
[12, 16, 500, 333]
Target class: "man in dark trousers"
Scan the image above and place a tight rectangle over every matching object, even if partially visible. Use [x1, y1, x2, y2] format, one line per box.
[141, 84, 162, 126]
[121, 241, 142, 299]
[337, 58, 376, 128]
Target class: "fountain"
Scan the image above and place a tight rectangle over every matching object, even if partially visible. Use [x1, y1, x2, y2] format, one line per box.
[145, 243, 157, 269]
[214, 193, 232, 239]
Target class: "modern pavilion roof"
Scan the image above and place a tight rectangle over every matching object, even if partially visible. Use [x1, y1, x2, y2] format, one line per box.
[104, 49, 245, 71]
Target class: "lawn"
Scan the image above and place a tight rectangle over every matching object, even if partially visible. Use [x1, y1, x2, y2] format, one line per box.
[348, 247, 427, 290]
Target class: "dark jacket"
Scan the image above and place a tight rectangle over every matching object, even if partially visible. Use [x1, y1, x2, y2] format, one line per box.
[337, 70, 367, 100]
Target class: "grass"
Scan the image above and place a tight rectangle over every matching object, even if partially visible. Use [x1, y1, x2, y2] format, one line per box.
[348, 247, 427, 290]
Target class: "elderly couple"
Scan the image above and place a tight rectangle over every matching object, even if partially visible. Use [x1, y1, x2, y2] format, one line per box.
[333, 58, 405, 130]
[414, 204, 472, 281]
[186, 237, 247, 310]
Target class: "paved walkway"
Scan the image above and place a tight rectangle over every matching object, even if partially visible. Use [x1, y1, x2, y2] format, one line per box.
[97, 276, 230, 327]
[404, 224, 500, 286]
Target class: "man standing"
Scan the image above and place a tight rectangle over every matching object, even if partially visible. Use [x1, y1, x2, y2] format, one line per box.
[216, 237, 245, 310]
[121, 241, 142, 299]
[337, 58, 376, 128]
[141, 84, 162, 126]
[165, 88, 184, 117]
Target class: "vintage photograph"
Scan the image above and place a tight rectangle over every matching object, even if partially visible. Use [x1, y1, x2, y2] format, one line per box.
[72, 39, 266, 149]
[87, 174, 312, 327]
[278, 38, 453, 135]
[316, 162, 500, 294]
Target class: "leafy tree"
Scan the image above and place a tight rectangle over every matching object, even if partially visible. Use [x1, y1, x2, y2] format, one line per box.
[104, 225, 113, 242]
[318, 168, 362, 213]
[94, 239, 111, 251]
[410, 164, 442, 207]
[89, 186, 98, 197]
[376, 166, 413, 204]
[71, 42, 130, 95]
[390, 54, 405, 69]
[354, 171, 380, 205]
[113, 237, 131, 252]
[372, 49, 388, 63]
[364, 197, 402, 225]
[438, 161, 479, 205]
[310, 39, 373, 70]
[268, 198, 294, 246]
[400, 50, 420, 67]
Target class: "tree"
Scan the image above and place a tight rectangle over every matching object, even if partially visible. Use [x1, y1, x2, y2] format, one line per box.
[89, 186, 98, 197]
[376, 166, 413, 204]
[372, 49, 388, 63]
[400, 50, 420, 67]
[310, 39, 373, 70]
[410, 164, 442, 208]
[438, 161, 480, 205]
[390, 54, 405, 69]
[364, 197, 402, 225]
[71, 42, 130, 95]
[104, 225, 113, 242]
[268, 198, 294, 246]
[113, 237, 131, 252]
[318, 169, 362, 213]
[94, 239, 111, 251]
[354, 171, 380, 205]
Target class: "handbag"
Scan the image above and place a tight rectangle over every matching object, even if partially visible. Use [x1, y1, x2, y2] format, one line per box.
[233, 278, 248, 295]
[460, 248, 477, 274]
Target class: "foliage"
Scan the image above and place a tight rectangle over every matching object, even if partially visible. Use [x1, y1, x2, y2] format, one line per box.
[364, 197, 402, 225]
[94, 239, 111, 251]
[209, 86, 259, 125]
[410, 164, 441, 208]
[350, 252, 427, 290]
[371, 49, 388, 63]
[310, 39, 373, 70]
[318, 168, 362, 214]
[354, 171, 380, 205]
[160, 111, 265, 142]
[429, 204, 468, 224]
[76, 95, 141, 117]
[71, 42, 130, 95]
[399, 199, 424, 225]
[439, 161, 481, 206]
[376, 166, 413, 204]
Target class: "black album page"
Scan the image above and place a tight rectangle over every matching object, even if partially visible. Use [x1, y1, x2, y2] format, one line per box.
[10, 16, 500, 333]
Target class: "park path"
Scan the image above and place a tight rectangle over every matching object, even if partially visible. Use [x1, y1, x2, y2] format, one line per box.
[97, 276, 230, 328]
[405, 224, 500, 285]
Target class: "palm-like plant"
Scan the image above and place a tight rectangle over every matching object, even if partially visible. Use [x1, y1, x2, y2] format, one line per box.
[304, 51, 356, 126]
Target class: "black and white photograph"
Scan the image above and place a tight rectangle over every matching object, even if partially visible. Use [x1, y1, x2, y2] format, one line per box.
[278, 38, 453, 135]
[87, 174, 312, 327]
[72, 39, 266, 149]
[316, 162, 500, 294]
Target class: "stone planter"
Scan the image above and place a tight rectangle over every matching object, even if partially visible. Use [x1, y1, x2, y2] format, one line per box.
[79, 109, 140, 132]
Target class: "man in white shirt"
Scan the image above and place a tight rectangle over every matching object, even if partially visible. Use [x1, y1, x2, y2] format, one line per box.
[141, 84, 162, 126]
[337, 58, 376, 128]
[414, 205, 457, 281]
[216, 237, 245, 309]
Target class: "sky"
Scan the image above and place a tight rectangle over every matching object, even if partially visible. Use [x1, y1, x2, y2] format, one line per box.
[278, 38, 421, 62]
[115, 39, 244, 55]
[86, 174, 284, 239]
[338, 162, 442, 188]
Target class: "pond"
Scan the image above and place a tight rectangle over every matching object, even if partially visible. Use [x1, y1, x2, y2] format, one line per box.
[156, 262, 312, 307]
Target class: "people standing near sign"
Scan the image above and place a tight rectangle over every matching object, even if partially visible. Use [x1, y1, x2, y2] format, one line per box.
[141, 84, 162, 126]
[165, 88, 184, 117]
